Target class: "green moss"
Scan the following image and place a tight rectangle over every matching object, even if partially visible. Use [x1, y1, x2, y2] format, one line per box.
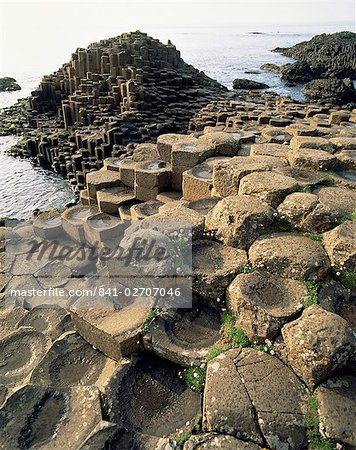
[335, 212, 356, 225]
[306, 395, 335, 450]
[304, 280, 319, 307]
[240, 262, 256, 273]
[182, 367, 206, 392]
[205, 346, 225, 362]
[174, 433, 192, 446]
[141, 308, 158, 335]
[306, 232, 323, 242]
[321, 172, 335, 187]
[298, 184, 312, 193]
[338, 271, 356, 290]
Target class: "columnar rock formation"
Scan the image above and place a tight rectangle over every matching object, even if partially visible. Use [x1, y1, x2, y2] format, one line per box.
[0, 31, 227, 190]
[1, 87, 355, 449]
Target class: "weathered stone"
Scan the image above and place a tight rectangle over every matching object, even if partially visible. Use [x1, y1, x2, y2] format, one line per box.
[0, 76, 21, 92]
[316, 376, 356, 447]
[290, 136, 333, 153]
[192, 239, 247, 301]
[239, 171, 299, 207]
[205, 195, 275, 249]
[86, 170, 122, 200]
[0, 327, 51, 390]
[302, 78, 356, 105]
[330, 136, 356, 150]
[182, 164, 213, 201]
[303, 187, 356, 232]
[285, 124, 319, 137]
[227, 272, 307, 343]
[261, 127, 291, 144]
[33, 210, 62, 240]
[130, 200, 163, 220]
[61, 205, 98, 243]
[183, 433, 262, 450]
[280, 61, 314, 84]
[282, 305, 355, 386]
[250, 143, 289, 160]
[287, 148, 338, 171]
[273, 166, 324, 187]
[143, 305, 221, 366]
[203, 348, 308, 449]
[17, 307, 74, 340]
[185, 197, 220, 217]
[157, 134, 196, 164]
[198, 131, 241, 156]
[143, 206, 205, 240]
[0, 385, 103, 450]
[277, 192, 319, 228]
[133, 143, 159, 162]
[323, 220, 356, 270]
[105, 353, 201, 439]
[0, 307, 27, 339]
[70, 308, 150, 361]
[84, 212, 126, 245]
[171, 140, 212, 190]
[233, 79, 269, 90]
[96, 185, 135, 214]
[329, 110, 352, 125]
[249, 233, 330, 280]
[134, 160, 171, 201]
[212, 155, 286, 197]
[30, 332, 118, 388]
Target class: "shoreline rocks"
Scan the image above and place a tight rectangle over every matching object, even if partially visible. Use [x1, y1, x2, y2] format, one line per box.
[0, 77, 21, 92]
[233, 78, 269, 90]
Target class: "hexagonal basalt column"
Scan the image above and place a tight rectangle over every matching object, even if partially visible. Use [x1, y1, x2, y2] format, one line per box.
[30, 332, 119, 388]
[0, 327, 51, 392]
[86, 170, 122, 203]
[182, 164, 213, 201]
[0, 385, 104, 450]
[171, 142, 213, 190]
[96, 185, 135, 215]
[104, 353, 201, 439]
[156, 133, 197, 164]
[61, 205, 98, 243]
[134, 160, 171, 201]
[84, 212, 126, 245]
[33, 210, 63, 241]
[143, 305, 222, 366]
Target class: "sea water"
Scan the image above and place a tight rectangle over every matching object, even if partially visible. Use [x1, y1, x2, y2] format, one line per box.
[0, 24, 352, 219]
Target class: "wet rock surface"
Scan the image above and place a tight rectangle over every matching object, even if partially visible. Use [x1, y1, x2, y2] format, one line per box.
[232, 79, 269, 90]
[0, 77, 21, 92]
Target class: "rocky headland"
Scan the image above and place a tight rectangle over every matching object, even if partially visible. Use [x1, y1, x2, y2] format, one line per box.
[270, 32, 356, 105]
[0, 31, 355, 450]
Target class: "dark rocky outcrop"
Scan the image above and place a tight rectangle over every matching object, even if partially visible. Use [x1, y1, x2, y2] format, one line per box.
[302, 78, 356, 105]
[233, 78, 269, 90]
[280, 61, 315, 85]
[0, 77, 21, 92]
[260, 63, 280, 73]
[274, 31, 356, 79]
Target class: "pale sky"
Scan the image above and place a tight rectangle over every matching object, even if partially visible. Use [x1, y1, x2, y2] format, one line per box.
[0, 0, 355, 75]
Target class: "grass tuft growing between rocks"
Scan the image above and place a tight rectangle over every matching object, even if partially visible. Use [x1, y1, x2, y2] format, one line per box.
[306, 232, 323, 242]
[304, 281, 319, 308]
[141, 308, 159, 335]
[182, 367, 206, 392]
[335, 212, 356, 225]
[306, 395, 335, 450]
[320, 172, 335, 187]
[173, 433, 192, 446]
[338, 270, 356, 290]
[298, 184, 312, 193]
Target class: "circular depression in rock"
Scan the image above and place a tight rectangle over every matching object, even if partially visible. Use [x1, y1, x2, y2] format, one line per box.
[168, 305, 221, 348]
[109, 354, 201, 437]
[0, 329, 49, 386]
[18, 390, 69, 450]
[30, 334, 106, 387]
